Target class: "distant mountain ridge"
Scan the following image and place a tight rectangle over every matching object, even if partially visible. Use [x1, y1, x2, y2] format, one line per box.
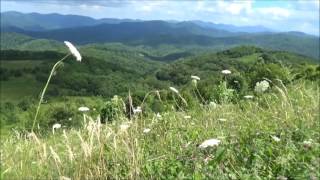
[0, 11, 142, 31]
[1, 11, 272, 34]
[1, 11, 319, 59]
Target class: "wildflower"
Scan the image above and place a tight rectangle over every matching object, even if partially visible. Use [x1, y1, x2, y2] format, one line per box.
[184, 115, 191, 119]
[199, 138, 221, 149]
[254, 80, 270, 93]
[143, 128, 151, 133]
[221, 70, 231, 74]
[271, 135, 280, 142]
[209, 101, 217, 108]
[52, 123, 61, 134]
[120, 124, 130, 131]
[218, 118, 227, 122]
[78, 106, 90, 112]
[68, 117, 72, 121]
[133, 106, 142, 114]
[156, 113, 162, 118]
[244, 95, 254, 99]
[303, 139, 313, 148]
[64, 41, 82, 61]
[169, 87, 179, 94]
[191, 75, 200, 81]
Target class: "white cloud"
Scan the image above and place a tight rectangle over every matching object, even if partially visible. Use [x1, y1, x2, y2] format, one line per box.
[257, 7, 291, 20]
[216, 0, 253, 15]
[135, 1, 166, 12]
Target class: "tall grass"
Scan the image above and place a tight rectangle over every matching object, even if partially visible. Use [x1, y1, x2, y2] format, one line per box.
[1, 81, 319, 179]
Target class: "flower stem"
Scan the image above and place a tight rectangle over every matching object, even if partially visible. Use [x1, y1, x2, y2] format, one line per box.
[31, 54, 70, 132]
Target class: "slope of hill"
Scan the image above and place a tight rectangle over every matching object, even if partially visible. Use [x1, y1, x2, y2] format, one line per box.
[0, 32, 66, 52]
[1, 46, 317, 103]
[5, 22, 318, 59]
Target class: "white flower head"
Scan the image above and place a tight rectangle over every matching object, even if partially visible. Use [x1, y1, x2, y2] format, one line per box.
[191, 75, 200, 81]
[78, 106, 90, 112]
[156, 113, 162, 118]
[255, 80, 270, 93]
[133, 106, 142, 114]
[64, 41, 82, 61]
[169, 87, 179, 94]
[303, 139, 313, 147]
[209, 101, 217, 109]
[199, 138, 221, 149]
[244, 95, 254, 99]
[143, 128, 151, 133]
[52, 123, 61, 134]
[218, 118, 227, 122]
[271, 135, 280, 142]
[221, 70, 231, 75]
[184, 115, 191, 119]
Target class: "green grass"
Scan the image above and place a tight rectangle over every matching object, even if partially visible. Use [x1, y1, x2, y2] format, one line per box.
[238, 53, 261, 63]
[0, 76, 41, 102]
[1, 81, 319, 179]
[1, 60, 42, 69]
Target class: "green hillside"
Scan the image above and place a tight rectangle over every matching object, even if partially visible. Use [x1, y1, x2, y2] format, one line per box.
[1, 46, 318, 104]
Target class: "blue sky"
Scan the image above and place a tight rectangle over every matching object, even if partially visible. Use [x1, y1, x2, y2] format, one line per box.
[1, 0, 319, 35]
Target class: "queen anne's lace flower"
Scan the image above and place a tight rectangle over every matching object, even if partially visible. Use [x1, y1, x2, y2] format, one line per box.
[64, 41, 82, 61]
[244, 95, 254, 99]
[255, 80, 270, 93]
[52, 123, 61, 134]
[143, 128, 151, 133]
[199, 139, 221, 148]
[78, 107, 90, 112]
[221, 70, 231, 74]
[133, 106, 142, 114]
[191, 75, 200, 80]
[271, 135, 280, 142]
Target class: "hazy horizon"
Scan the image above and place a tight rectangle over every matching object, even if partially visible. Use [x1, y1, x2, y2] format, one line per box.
[1, 0, 319, 36]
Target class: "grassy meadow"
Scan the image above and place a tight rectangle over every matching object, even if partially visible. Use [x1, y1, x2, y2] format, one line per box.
[0, 45, 319, 180]
[1, 79, 319, 179]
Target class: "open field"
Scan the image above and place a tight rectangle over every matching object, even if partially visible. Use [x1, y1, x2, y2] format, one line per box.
[0, 76, 41, 102]
[1, 81, 319, 179]
[1, 60, 42, 69]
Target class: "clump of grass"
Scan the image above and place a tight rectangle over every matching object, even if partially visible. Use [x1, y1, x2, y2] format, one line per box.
[1, 81, 319, 179]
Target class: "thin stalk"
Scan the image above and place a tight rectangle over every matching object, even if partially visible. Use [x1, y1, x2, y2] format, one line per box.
[32, 54, 70, 131]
